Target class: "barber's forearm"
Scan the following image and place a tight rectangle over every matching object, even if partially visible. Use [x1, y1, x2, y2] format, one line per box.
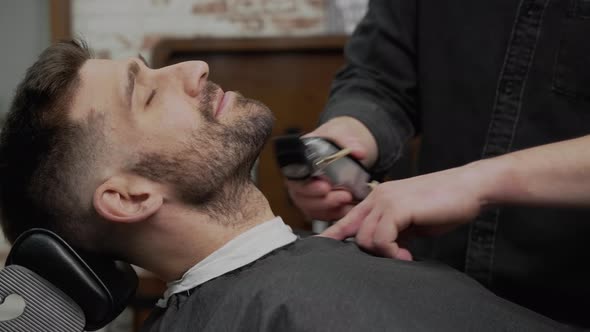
[319, 0, 418, 177]
[474, 135, 590, 208]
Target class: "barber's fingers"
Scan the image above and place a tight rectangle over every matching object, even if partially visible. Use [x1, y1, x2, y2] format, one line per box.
[321, 198, 415, 261]
[307, 204, 355, 224]
[355, 208, 381, 251]
[371, 211, 413, 261]
[294, 191, 354, 221]
[319, 200, 372, 240]
[294, 190, 353, 209]
[372, 240, 413, 261]
[354, 208, 413, 261]
[286, 179, 332, 198]
[286, 178, 353, 220]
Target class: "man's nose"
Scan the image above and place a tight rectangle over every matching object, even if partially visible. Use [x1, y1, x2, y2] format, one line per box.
[179, 61, 209, 97]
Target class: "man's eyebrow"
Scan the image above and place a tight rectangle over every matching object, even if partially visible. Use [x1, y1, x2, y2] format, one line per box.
[138, 53, 149, 67]
[125, 61, 141, 107]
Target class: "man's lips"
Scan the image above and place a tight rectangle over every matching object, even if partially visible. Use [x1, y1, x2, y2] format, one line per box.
[215, 89, 233, 117]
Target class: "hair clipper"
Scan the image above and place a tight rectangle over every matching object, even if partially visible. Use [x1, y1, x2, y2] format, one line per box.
[274, 135, 375, 201]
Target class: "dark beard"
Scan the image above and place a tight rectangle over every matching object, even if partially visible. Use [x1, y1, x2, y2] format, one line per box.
[130, 83, 273, 220]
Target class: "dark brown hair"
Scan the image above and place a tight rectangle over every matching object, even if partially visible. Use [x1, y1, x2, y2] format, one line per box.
[0, 40, 99, 245]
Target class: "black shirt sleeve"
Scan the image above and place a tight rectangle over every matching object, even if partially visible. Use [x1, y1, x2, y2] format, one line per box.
[320, 0, 419, 177]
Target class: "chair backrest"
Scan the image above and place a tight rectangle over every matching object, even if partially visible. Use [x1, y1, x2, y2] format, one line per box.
[0, 264, 85, 332]
[0, 229, 138, 331]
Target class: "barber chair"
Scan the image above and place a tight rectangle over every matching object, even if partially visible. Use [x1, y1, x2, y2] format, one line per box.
[0, 229, 138, 331]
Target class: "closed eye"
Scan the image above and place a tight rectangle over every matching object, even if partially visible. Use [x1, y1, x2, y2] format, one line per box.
[146, 89, 157, 106]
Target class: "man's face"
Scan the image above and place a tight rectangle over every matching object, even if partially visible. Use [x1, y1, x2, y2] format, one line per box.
[73, 57, 273, 210]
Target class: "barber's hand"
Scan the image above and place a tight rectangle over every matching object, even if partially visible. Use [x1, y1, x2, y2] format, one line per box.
[285, 117, 378, 221]
[319, 164, 488, 259]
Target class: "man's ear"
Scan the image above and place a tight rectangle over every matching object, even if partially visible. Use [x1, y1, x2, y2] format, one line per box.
[93, 175, 164, 224]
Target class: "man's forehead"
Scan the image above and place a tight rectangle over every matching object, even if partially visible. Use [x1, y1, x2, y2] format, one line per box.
[70, 58, 124, 121]
[80, 59, 124, 83]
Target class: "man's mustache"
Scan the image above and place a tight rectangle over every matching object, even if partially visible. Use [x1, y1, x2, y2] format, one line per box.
[199, 81, 221, 121]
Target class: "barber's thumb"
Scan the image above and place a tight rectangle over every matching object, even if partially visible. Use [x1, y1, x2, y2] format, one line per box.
[345, 141, 367, 161]
[328, 138, 367, 161]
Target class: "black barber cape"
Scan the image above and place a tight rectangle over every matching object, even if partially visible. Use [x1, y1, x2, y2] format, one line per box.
[141, 237, 573, 332]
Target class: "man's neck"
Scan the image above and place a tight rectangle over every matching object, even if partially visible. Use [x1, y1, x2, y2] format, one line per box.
[119, 183, 275, 281]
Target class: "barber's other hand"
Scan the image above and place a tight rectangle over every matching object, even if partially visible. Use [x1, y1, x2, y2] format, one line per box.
[285, 117, 378, 221]
[319, 164, 489, 259]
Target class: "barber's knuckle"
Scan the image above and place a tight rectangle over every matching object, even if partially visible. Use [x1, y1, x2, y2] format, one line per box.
[326, 201, 342, 211]
[372, 237, 389, 250]
[340, 221, 355, 235]
[357, 236, 373, 250]
[374, 185, 387, 195]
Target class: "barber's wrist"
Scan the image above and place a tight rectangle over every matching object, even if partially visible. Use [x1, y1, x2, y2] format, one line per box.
[465, 156, 516, 209]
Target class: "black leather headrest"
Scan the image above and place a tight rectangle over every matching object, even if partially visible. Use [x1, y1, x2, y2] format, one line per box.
[5, 229, 138, 331]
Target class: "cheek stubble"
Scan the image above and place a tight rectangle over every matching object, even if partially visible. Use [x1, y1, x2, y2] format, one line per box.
[133, 81, 273, 219]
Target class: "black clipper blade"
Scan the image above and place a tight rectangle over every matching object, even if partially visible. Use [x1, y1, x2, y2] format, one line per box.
[273, 134, 313, 180]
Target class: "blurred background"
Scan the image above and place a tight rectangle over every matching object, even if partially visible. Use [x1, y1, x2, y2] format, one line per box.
[0, 1, 370, 331]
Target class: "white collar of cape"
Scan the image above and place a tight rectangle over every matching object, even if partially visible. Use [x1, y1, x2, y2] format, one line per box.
[156, 216, 297, 308]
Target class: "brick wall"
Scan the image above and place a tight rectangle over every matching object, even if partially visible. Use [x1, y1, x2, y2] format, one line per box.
[72, 0, 367, 61]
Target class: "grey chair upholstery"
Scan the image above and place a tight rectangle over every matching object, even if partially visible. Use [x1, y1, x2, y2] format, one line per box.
[0, 229, 138, 332]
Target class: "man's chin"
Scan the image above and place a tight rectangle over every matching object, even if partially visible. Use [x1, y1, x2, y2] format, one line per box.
[213, 94, 273, 174]
[235, 97, 274, 137]
[236, 103, 273, 170]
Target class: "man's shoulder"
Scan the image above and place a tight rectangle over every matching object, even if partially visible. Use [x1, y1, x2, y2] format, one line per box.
[216, 236, 462, 299]
[247, 236, 461, 279]
[187, 237, 377, 301]
[142, 237, 567, 332]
